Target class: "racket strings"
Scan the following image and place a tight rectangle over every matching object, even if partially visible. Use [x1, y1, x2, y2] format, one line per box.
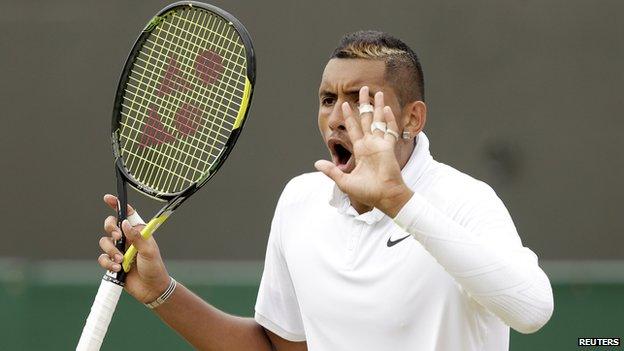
[123, 13, 205, 192]
[127, 9, 227, 186]
[119, 118, 219, 167]
[124, 72, 237, 135]
[121, 89, 232, 145]
[162, 9, 243, 191]
[147, 22, 247, 80]
[137, 22, 246, 103]
[129, 56, 243, 114]
[119, 7, 248, 194]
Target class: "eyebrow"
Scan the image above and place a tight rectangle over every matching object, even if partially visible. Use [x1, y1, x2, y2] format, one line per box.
[318, 88, 375, 99]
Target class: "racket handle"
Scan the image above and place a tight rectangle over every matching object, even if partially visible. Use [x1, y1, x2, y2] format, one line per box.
[76, 277, 123, 351]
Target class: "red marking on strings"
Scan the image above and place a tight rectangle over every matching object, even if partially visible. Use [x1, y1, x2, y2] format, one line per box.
[139, 105, 175, 148]
[157, 56, 191, 96]
[138, 52, 218, 149]
[194, 50, 224, 86]
[174, 103, 203, 136]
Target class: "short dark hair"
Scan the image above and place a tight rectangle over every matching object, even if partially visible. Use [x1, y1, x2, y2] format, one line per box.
[330, 30, 425, 105]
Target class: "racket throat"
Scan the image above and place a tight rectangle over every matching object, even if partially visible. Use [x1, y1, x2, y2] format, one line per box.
[114, 167, 129, 283]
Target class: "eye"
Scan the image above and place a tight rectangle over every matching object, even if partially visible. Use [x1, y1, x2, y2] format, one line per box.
[321, 96, 336, 106]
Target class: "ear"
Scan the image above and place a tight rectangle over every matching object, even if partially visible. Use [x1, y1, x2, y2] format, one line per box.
[400, 100, 427, 136]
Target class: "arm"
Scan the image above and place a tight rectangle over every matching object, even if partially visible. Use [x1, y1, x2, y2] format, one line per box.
[98, 195, 306, 351]
[152, 283, 307, 351]
[150, 284, 272, 351]
[392, 190, 554, 333]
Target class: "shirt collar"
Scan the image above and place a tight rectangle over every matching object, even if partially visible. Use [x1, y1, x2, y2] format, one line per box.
[328, 131, 433, 224]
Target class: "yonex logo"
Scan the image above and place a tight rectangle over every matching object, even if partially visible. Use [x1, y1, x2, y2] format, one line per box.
[139, 50, 224, 148]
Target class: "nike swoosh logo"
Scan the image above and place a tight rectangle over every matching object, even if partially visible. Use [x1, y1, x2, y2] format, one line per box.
[387, 234, 411, 247]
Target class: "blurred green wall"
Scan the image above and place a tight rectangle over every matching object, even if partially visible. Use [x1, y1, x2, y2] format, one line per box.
[1, 260, 622, 350]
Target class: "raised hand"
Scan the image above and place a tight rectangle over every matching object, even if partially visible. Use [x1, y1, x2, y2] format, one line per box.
[315, 86, 413, 217]
[99, 194, 170, 304]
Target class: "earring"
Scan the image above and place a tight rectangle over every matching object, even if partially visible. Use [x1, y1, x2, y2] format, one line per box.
[402, 131, 411, 140]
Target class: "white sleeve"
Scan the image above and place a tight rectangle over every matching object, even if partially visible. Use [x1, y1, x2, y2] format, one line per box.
[394, 186, 554, 334]
[254, 187, 306, 342]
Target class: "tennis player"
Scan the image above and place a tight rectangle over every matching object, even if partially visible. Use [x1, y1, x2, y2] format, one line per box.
[98, 31, 553, 350]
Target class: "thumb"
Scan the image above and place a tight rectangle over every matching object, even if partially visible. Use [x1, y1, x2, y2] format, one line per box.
[315, 160, 346, 186]
[121, 220, 154, 257]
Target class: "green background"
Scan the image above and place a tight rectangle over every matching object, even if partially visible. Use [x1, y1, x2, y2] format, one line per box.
[1, 261, 622, 350]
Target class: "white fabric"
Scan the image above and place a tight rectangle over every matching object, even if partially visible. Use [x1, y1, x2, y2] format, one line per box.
[255, 132, 553, 350]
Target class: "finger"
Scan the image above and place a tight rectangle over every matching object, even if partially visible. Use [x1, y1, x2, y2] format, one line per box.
[99, 236, 124, 264]
[358, 86, 373, 134]
[122, 219, 154, 258]
[359, 85, 371, 105]
[104, 215, 122, 241]
[383, 106, 400, 144]
[342, 102, 364, 141]
[314, 160, 346, 187]
[103, 194, 136, 216]
[98, 253, 122, 272]
[371, 92, 386, 137]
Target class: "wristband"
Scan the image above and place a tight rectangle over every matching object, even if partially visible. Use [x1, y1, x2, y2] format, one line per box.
[144, 277, 177, 309]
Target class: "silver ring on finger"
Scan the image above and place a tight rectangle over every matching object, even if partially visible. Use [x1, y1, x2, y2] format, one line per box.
[358, 103, 374, 117]
[371, 121, 387, 134]
[385, 129, 399, 140]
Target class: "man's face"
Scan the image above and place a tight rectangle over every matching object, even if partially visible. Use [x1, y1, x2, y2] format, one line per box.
[318, 58, 403, 173]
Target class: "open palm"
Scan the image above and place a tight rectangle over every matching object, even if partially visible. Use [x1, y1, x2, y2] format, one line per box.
[315, 88, 412, 216]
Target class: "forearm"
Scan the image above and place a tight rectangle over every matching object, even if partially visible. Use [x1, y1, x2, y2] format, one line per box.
[153, 283, 274, 351]
[393, 193, 554, 333]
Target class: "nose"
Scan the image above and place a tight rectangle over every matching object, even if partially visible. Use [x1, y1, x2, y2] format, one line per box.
[327, 102, 347, 131]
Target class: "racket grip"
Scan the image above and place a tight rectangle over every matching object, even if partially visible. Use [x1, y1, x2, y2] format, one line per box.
[76, 277, 123, 351]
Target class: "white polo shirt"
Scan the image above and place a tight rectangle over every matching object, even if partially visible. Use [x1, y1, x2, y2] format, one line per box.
[255, 133, 553, 350]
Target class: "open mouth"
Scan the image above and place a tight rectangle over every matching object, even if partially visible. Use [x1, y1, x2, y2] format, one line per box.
[328, 139, 354, 172]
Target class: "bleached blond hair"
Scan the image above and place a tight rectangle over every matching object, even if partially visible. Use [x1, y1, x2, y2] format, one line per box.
[330, 30, 424, 105]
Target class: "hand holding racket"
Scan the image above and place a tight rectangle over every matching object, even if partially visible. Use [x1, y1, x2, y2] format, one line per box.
[76, 2, 255, 350]
[98, 195, 170, 304]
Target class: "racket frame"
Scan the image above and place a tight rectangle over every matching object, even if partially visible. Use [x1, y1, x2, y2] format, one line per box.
[112, 0, 256, 202]
[110, 0, 256, 273]
[77, 3, 255, 350]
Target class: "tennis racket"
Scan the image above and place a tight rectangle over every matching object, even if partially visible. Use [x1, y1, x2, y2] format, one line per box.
[76, 2, 255, 350]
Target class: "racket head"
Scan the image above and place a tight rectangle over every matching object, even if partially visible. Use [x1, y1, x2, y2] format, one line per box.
[111, 1, 255, 202]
